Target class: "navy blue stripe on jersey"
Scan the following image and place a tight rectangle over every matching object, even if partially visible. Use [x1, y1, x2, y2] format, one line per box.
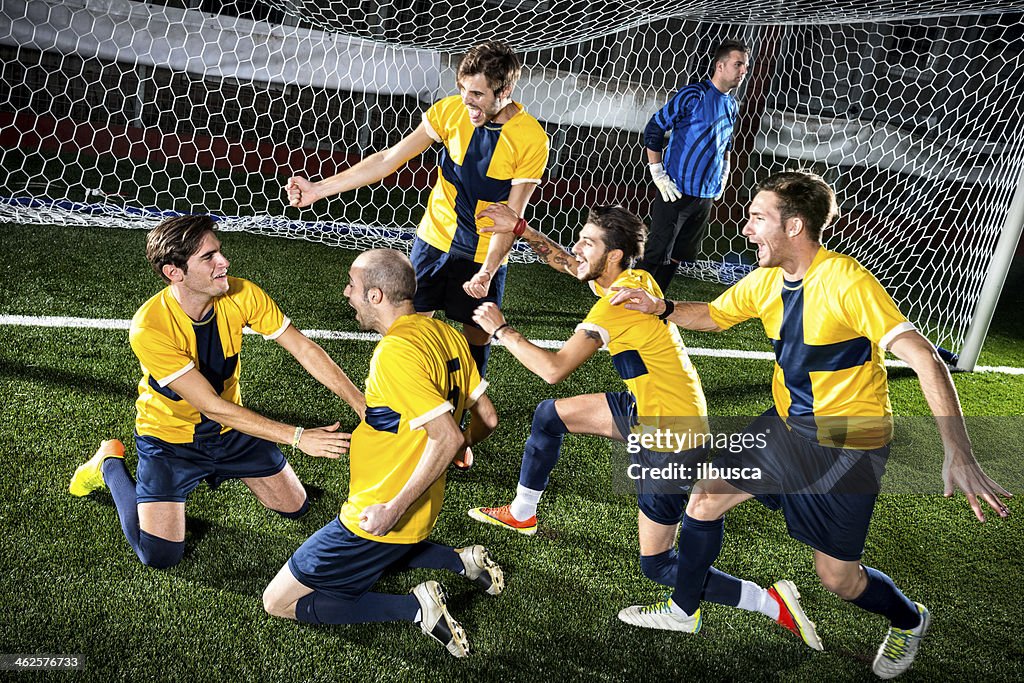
[148, 375, 181, 401]
[773, 283, 872, 417]
[648, 83, 705, 144]
[674, 113, 735, 195]
[439, 125, 512, 259]
[365, 406, 401, 434]
[611, 349, 649, 380]
[446, 357, 461, 373]
[193, 310, 237, 438]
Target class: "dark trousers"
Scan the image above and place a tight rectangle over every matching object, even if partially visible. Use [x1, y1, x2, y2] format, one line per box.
[638, 193, 714, 293]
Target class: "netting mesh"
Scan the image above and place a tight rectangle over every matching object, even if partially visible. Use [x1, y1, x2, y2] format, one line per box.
[2, 0, 1024, 354]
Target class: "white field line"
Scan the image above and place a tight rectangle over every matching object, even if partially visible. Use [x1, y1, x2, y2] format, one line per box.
[3, 313, 1023, 376]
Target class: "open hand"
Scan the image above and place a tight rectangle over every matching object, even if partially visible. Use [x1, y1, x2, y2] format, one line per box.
[472, 302, 507, 337]
[608, 286, 665, 316]
[297, 422, 351, 459]
[477, 203, 519, 233]
[943, 457, 1012, 522]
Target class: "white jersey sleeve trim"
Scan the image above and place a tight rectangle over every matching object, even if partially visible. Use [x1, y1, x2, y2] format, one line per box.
[262, 317, 291, 341]
[408, 401, 455, 431]
[510, 178, 542, 186]
[879, 322, 917, 351]
[156, 361, 195, 387]
[467, 379, 489, 406]
[575, 322, 610, 350]
[421, 115, 442, 142]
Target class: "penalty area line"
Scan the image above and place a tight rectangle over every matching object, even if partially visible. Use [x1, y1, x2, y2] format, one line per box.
[2, 313, 1023, 376]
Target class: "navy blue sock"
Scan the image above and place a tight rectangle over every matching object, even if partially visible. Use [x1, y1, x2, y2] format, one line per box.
[274, 497, 309, 520]
[295, 591, 419, 625]
[137, 530, 185, 569]
[640, 549, 741, 606]
[102, 457, 141, 550]
[397, 541, 464, 574]
[518, 399, 568, 491]
[850, 566, 920, 629]
[671, 514, 725, 615]
[101, 458, 183, 568]
[702, 567, 742, 606]
[468, 342, 491, 377]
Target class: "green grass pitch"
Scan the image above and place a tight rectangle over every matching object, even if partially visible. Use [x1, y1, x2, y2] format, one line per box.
[0, 222, 1021, 681]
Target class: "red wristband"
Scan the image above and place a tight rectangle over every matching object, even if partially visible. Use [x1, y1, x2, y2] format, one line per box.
[513, 218, 527, 237]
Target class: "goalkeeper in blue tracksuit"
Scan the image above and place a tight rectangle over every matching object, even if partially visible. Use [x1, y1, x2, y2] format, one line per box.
[640, 39, 749, 293]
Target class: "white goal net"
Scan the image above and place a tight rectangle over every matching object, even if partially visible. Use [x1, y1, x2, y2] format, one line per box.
[2, 0, 1023, 366]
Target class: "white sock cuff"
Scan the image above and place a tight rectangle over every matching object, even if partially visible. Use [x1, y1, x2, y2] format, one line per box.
[510, 484, 544, 520]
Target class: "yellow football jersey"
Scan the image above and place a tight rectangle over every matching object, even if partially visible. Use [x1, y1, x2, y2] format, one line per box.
[340, 314, 486, 543]
[580, 269, 709, 450]
[129, 277, 290, 444]
[708, 247, 914, 448]
[419, 94, 549, 264]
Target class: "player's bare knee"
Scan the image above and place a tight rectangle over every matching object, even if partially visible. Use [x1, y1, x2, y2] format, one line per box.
[816, 564, 861, 599]
[273, 494, 310, 520]
[262, 586, 291, 618]
[685, 487, 723, 521]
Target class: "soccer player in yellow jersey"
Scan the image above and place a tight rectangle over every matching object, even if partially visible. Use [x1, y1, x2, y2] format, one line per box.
[69, 215, 364, 569]
[612, 171, 1012, 678]
[466, 203, 822, 649]
[263, 249, 502, 658]
[286, 41, 549, 379]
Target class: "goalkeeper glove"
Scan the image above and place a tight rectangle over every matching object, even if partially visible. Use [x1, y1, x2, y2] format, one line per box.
[649, 163, 682, 203]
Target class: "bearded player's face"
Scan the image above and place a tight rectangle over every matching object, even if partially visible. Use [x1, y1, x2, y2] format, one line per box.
[458, 73, 509, 127]
[571, 224, 611, 282]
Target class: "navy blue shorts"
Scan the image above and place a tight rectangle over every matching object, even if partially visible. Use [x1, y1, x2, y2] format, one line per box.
[288, 517, 420, 600]
[135, 430, 288, 503]
[410, 237, 508, 327]
[714, 408, 890, 561]
[606, 391, 707, 527]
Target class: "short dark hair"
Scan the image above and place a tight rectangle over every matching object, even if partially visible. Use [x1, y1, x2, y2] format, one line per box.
[713, 39, 749, 64]
[756, 171, 839, 242]
[586, 205, 647, 265]
[357, 249, 416, 304]
[145, 214, 217, 283]
[456, 41, 522, 95]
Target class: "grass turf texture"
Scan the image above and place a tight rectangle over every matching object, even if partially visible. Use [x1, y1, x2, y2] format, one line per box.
[1, 223, 1022, 681]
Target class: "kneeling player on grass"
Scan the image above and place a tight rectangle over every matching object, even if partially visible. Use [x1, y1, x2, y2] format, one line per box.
[466, 203, 822, 650]
[69, 215, 364, 569]
[263, 250, 502, 658]
[610, 171, 1012, 678]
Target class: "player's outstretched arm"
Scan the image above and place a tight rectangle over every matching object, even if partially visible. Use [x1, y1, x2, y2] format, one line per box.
[166, 368, 351, 459]
[608, 288, 723, 332]
[274, 324, 366, 419]
[472, 302, 602, 384]
[888, 330, 1012, 522]
[477, 203, 579, 277]
[286, 124, 435, 208]
[358, 411, 463, 536]
[464, 183, 539, 298]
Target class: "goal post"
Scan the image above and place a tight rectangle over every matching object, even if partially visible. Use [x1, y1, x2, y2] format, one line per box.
[2, 0, 1023, 368]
